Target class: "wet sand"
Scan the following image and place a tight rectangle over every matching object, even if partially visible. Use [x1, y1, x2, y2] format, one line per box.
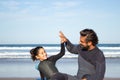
[0, 78, 120, 80]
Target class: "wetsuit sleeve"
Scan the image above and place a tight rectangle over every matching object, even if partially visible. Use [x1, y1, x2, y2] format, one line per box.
[65, 40, 79, 54]
[95, 61, 105, 80]
[49, 43, 65, 62]
[86, 62, 106, 80]
[86, 52, 106, 80]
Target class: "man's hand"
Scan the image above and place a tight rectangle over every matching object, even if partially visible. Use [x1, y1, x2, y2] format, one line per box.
[59, 31, 67, 43]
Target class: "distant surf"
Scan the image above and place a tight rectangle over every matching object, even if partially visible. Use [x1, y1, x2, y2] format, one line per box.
[0, 44, 120, 58]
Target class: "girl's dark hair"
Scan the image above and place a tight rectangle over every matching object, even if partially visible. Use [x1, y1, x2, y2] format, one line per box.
[80, 29, 98, 46]
[30, 46, 43, 61]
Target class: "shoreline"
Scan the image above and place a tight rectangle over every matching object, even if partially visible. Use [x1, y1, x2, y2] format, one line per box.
[0, 78, 120, 80]
[0, 58, 120, 78]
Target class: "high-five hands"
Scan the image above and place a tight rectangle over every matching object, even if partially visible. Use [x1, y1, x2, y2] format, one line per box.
[59, 31, 67, 43]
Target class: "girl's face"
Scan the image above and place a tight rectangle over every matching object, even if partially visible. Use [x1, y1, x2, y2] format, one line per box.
[36, 48, 47, 61]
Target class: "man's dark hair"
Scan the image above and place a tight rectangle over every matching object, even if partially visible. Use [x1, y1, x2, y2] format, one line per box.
[80, 29, 98, 46]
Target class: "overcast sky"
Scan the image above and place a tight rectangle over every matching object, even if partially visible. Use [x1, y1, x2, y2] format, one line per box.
[0, 0, 120, 44]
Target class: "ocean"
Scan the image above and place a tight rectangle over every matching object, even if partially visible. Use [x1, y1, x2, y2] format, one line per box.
[0, 44, 120, 58]
[0, 44, 120, 78]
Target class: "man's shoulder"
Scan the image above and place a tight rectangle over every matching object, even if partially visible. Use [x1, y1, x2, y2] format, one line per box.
[96, 47, 105, 59]
[95, 46, 103, 52]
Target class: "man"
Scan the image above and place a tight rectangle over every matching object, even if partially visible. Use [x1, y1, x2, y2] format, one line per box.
[59, 29, 106, 80]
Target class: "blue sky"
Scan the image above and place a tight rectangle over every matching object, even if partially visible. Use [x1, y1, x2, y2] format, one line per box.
[0, 0, 120, 44]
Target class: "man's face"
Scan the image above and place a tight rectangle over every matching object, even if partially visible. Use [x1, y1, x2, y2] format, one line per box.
[79, 36, 90, 50]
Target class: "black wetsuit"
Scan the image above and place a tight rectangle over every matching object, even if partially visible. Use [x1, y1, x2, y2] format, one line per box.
[38, 43, 65, 80]
[65, 40, 106, 80]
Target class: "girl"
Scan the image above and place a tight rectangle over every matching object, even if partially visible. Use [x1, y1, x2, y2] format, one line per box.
[30, 42, 67, 80]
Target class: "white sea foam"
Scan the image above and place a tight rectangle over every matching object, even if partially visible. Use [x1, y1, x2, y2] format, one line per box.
[99, 47, 120, 50]
[0, 46, 60, 50]
[0, 46, 120, 58]
[0, 51, 120, 58]
[0, 46, 120, 50]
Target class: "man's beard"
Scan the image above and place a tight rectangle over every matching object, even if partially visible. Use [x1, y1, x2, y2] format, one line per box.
[80, 44, 90, 50]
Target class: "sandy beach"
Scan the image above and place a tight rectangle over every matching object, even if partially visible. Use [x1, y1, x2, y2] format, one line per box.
[0, 78, 120, 80]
